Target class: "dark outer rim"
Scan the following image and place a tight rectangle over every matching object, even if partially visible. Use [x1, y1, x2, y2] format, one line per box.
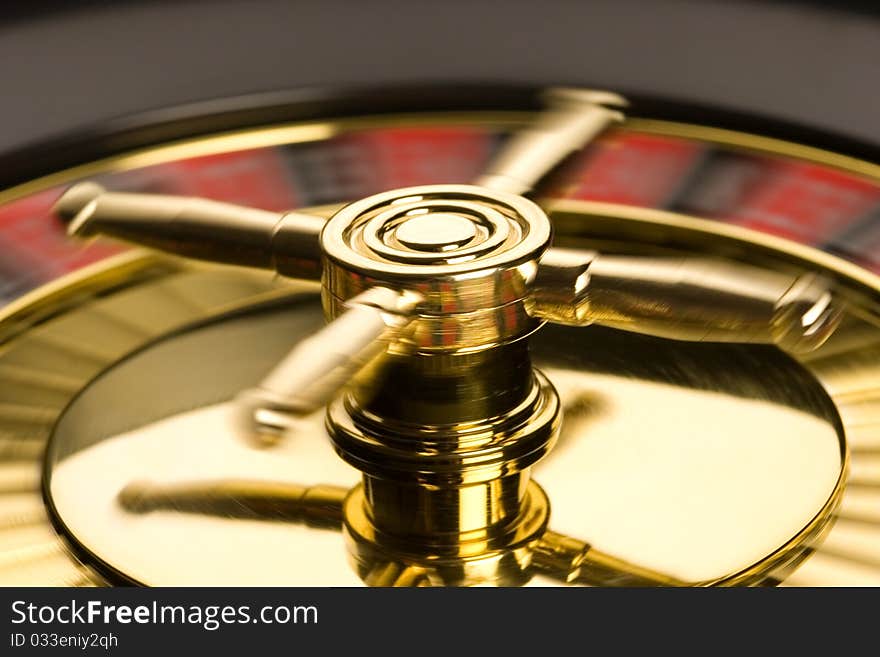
[2, 0, 880, 153]
[1, 84, 879, 193]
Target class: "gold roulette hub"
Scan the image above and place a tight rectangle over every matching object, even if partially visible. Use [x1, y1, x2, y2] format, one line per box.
[0, 88, 878, 587]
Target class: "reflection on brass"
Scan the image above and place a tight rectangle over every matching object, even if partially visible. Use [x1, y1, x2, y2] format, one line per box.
[362, 562, 431, 587]
[317, 183, 556, 390]
[332, 366, 558, 585]
[528, 248, 841, 352]
[545, 199, 880, 312]
[237, 286, 423, 444]
[44, 79, 855, 587]
[55, 183, 329, 281]
[2, 96, 880, 586]
[344, 481, 550, 587]
[32, 263, 848, 587]
[533, 531, 685, 586]
[118, 480, 347, 528]
[0, 227, 850, 586]
[53, 79, 850, 586]
[552, 391, 609, 454]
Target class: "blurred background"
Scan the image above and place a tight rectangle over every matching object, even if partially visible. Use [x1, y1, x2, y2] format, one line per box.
[1, 0, 879, 151]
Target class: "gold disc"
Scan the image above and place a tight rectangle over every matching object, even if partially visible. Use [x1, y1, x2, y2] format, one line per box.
[0, 110, 878, 586]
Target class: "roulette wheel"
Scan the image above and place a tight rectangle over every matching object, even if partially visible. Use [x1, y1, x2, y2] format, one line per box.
[0, 1, 879, 587]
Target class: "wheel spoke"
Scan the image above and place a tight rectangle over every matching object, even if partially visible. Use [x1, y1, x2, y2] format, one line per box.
[118, 479, 348, 529]
[532, 530, 686, 586]
[53, 183, 333, 280]
[475, 88, 626, 196]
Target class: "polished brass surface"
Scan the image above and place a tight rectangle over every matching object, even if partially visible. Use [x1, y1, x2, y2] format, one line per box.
[237, 286, 423, 443]
[528, 248, 841, 352]
[395, 213, 478, 251]
[323, 187, 549, 278]
[0, 254, 317, 585]
[48, 87, 849, 589]
[138, 92, 575, 579]
[119, 479, 346, 528]
[34, 252, 849, 586]
[55, 183, 329, 281]
[39, 86, 863, 587]
[321, 184, 551, 351]
[316, 177, 565, 578]
[329, 364, 559, 581]
[343, 481, 550, 586]
[474, 88, 626, 195]
[2, 96, 879, 587]
[532, 531, 686, 586]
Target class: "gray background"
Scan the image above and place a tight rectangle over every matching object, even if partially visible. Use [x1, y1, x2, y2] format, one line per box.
[0, 0, 878, 152]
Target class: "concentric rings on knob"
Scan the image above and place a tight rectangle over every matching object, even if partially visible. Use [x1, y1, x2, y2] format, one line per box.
[362, 199, 513, 265]
[321, 185, 552, 278]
